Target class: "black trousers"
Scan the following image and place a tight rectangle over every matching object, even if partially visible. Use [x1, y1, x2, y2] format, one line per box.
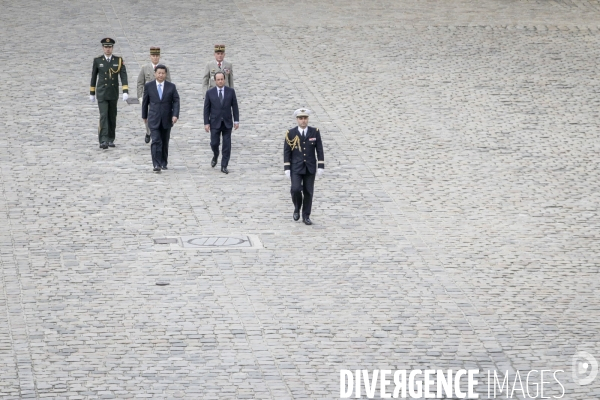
[291, 171, 316, 218]
[150, 126, 171, 168]
[210, 122, 232, 168]
[97, 98, 117, 143]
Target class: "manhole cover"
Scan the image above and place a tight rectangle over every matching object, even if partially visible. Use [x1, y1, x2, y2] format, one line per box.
[154, 235, 263, 251]
[181, 235, 254, 248]
[185, 236, 251, 247]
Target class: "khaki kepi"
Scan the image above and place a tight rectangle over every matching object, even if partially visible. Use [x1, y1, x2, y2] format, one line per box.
[214, 44, 225, 52]
[150, 47, 160, 55]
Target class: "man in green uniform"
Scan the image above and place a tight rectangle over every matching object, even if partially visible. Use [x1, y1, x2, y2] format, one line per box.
[90, 38, 129, 149]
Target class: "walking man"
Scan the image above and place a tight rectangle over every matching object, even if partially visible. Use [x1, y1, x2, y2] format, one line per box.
[202, 44, 234, 95]
[90, 38, 128, 149]
[283, 109, 324, 225]
[142, 65, 180, 172]
[203, 71, 239, 174]
[137, 47, 171, 144]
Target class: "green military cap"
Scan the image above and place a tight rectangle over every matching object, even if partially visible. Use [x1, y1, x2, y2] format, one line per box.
[101, 37, 115, 46]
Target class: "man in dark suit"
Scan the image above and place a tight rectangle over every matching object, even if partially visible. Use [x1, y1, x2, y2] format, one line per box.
[203, 71, 239, 174]
[142, 64, 180, 172]
[283, 109, 325, 225]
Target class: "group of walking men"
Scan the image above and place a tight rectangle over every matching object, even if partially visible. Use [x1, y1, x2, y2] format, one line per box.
[89, 38, 324, 225]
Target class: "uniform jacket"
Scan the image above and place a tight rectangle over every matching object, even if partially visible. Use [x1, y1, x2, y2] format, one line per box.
[202, 60, 234, 94]
[90, 55, 128, 100]
[136, 63, 171, 99]
[203, 86, 239, 130]
[142, 80, 180, 130]
[284, 126, 325, 175]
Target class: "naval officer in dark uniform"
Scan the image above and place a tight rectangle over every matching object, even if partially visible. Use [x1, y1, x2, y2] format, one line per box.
[283, 108, 325, 225]
[90, 38, 129, 149]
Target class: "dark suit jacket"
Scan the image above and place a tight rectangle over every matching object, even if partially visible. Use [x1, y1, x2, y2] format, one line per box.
[283, 126, 325, 175]
[203, 86, 239, 129]
[142, 80, 180, 130]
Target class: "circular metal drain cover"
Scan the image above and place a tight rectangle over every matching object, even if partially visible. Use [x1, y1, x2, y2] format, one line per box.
[186, 237, 248, 247]
[153, 235, 263, 250]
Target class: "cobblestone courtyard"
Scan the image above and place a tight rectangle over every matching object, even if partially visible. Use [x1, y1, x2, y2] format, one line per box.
[1, 0, 599, 398]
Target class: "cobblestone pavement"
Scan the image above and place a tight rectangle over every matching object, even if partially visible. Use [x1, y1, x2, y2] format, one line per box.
[1, 1, 599, 399]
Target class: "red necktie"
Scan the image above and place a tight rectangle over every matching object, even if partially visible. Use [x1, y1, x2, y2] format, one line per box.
[218, 62, 222, 69]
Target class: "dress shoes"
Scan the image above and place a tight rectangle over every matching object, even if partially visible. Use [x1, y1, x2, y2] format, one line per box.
[145, 134, 151, 144]
[108, 142, 115, 147]
[303, 217, 312, 225]
[100, 142, 108, 149]
[211, 156, 218, 168]
[221, 167, 229, 174]
[153, 166, 161, 173]
[161, 165, 168, 170]
[293, 211, 300, 221]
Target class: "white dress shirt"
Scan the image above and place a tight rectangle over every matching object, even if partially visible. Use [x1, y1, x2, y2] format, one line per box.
[297, 127, 307, 136]
[156, 80, 165, 99]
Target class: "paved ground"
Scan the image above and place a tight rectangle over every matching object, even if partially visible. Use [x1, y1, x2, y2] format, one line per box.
[1, 0, 599, 399]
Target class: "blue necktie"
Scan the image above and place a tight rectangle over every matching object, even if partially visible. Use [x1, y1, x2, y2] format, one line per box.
[158, 83, 163, 100]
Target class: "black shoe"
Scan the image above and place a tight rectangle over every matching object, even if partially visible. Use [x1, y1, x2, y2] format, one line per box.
[100, 142, 108, 149]
[221, 167, 229, 174]
[293, 211, 300, 221]
[161, 165, 168, 170]
[211, 156, 218, 168]
[108, 142, 115, 147]
[153, 167, 161, 173]
[145, 134, 150, 144]
[303, 217, 312, 225]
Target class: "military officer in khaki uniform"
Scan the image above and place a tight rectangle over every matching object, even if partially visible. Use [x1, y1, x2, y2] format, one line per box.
[202, 44, 234, 95]
[90, 38, 129, 149]
[137, 47, 171, 144]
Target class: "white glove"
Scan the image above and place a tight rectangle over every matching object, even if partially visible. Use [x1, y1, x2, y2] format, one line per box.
[138, 97, 142, 103]
[285, 170, 290, 179]
[89, 95, 95, 102]
[317, 168, 324, 177]
[123, 93, 129, 102]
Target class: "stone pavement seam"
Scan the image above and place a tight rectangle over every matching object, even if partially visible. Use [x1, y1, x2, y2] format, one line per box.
[0, 171, 39, 399]
[220, 251, 295, 399]
[102, 0, 142, 67]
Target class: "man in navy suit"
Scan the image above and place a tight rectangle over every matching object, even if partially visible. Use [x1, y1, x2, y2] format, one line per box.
[142, 64, 180, 172]
[203, 71, 239, 174]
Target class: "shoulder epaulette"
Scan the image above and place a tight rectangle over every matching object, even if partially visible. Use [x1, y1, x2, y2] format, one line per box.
[316, 128, 319, 132]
